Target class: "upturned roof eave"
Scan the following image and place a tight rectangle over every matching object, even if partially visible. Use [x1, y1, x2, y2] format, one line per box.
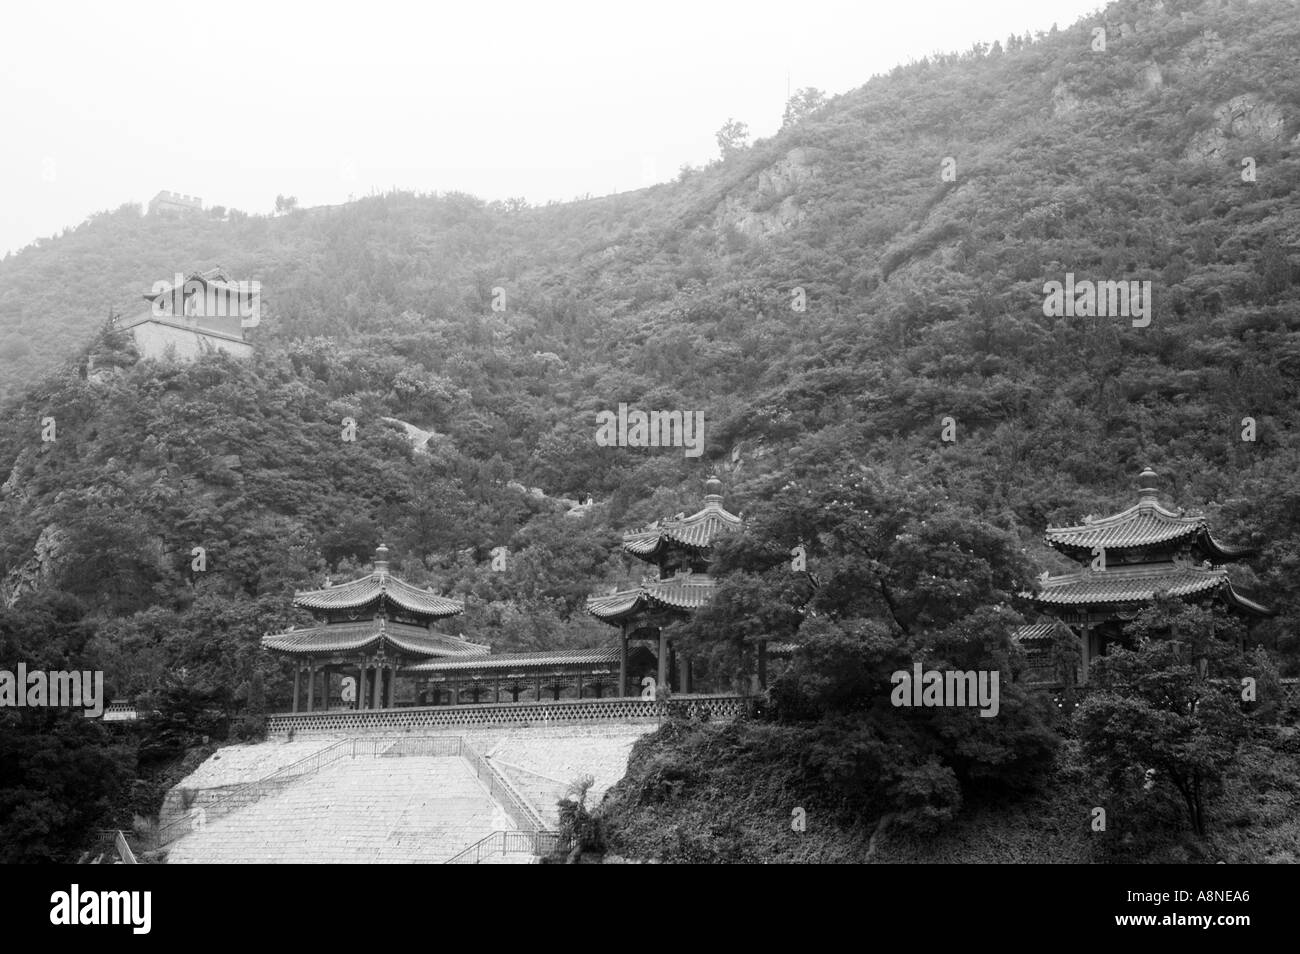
[293, 572, 464, 619]
[1022, 571, 1273, 617]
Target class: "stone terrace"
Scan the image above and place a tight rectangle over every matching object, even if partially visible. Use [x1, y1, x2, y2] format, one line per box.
[157, 723, 656, 862]
[164, 755, 511, 864]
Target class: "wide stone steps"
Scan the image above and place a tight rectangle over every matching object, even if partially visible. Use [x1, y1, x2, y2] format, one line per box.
[485, 729, 649, 816]
[164, 755, 512, 864]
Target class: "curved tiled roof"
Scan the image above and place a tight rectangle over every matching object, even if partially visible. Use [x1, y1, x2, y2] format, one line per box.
[1045, 469, 1252, 561]
[1045, 501, 1251, 561]
[587, 573, 718, 624]
[404, 646, 625, 673]
[1023, 563, 1272, 616]
[261, 619, 489, 657]
[1011, 621, 1065, 645]
[294, 571, 463, 619]
[622, 480, 742, 562]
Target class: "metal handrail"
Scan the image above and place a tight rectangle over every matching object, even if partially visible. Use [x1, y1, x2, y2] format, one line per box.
[444, 829, 564, 864]
[458, 740, 548, 832]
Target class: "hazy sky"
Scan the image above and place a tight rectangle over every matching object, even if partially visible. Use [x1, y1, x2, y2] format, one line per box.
[0, 0, 1104, 257]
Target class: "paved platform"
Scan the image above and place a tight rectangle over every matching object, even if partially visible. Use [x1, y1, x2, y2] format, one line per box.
[164, 755, 511, 864]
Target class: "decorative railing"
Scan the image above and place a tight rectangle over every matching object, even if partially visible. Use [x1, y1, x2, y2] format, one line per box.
[444, 829, 565, 865]
[266, 694, 749, 736]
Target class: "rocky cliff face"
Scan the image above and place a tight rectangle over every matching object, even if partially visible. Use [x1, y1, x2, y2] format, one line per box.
[2, 523, 67, 608]
[1185, 93, 1292, 163]
[714, 147, 823, 240]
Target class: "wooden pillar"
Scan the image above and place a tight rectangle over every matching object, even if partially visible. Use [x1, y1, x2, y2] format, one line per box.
[535, 672, 542, 701]
[371, 660, 382, 709]
[318, 667, 328, 711]
[576, 672, 584, 699]
[619, 629, 628, 697]
[1080, 622, 1092, 686]
[494, 676, 501, 704]
[306, 660, 315, 713]
[758, 640, 768, 690]
[678, 654, 689, 695]
[657, 629, 668, 694]
[357, 664, 365, 710]
[292, 666, 301, 713]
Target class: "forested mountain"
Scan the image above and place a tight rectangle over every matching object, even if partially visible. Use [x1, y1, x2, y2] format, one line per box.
[2, 0, 1299, 861]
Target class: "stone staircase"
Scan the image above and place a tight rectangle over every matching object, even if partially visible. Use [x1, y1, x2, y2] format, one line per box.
[157, 723, 656, 864]
[164, 755, 512, 863]
[493, 762, 570, 828]
[483, 727, 650, 817]
[158, 738, 341, 831]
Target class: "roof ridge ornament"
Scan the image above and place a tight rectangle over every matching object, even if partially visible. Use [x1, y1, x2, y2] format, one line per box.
[1137, 466, 1159, 505]
[704, 474, 724, 507]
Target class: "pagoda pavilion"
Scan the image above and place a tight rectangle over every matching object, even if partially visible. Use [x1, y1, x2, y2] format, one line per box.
[587, 475, 753, 695]
[1016, 467, 1273, 684]
[262, 545, 488, 711]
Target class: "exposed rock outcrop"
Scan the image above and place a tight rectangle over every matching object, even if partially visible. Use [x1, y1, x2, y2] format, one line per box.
[2, 524, 69, 608]
[381, 417, 439, 454]
[714, 147, 822, 240]
[1185, 94, 1288, 163]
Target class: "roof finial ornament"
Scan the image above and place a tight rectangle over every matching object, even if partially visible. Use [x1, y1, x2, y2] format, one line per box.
[374, 543, 390, 575]
[1138, 466, 1159, 504]
[704, 474, 724, 506]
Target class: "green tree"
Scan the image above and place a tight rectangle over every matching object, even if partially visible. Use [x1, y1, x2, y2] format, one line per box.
[715, 118, 750, 159]
[674, 463, 1058, 833]
[781, 87, 827, 129]
[1075, 600, 1257, 837]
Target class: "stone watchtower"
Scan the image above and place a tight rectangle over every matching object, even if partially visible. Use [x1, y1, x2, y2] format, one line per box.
[148, 190, 203, 216]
